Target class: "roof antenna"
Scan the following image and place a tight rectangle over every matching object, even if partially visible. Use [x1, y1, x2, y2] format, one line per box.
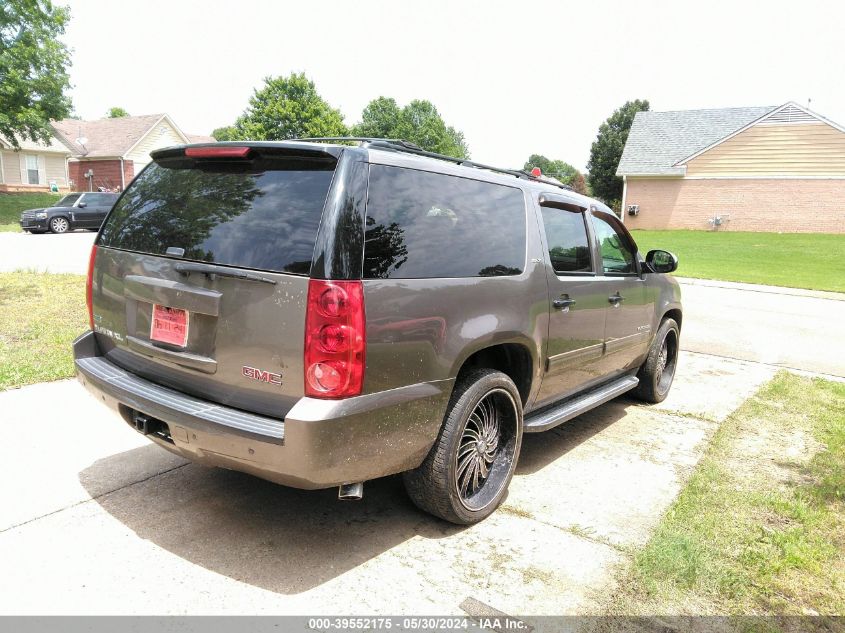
[75, 124, 88, 155]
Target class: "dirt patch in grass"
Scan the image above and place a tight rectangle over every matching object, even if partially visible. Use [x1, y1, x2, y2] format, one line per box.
[0, 271, 87, 389]
[604, 372, 845, 616]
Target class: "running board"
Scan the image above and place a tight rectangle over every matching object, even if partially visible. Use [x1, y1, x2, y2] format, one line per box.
[523, 376, 639, 433]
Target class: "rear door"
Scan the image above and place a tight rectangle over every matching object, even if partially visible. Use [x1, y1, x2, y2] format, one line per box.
[533, 197, 608, 407]
[92, 146, 339, 418]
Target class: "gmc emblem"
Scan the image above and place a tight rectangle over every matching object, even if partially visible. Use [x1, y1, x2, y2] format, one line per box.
[242, 365, 283, 386]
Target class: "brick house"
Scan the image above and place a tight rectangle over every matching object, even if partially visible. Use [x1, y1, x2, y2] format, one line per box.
[51, 114, 214, 192]
[616, 102, 845, 233]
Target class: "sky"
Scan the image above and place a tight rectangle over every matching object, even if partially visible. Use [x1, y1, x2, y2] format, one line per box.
[61, 0, 845, 171]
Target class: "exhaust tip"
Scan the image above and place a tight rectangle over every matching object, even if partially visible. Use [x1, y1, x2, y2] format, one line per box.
[338, 482, 364, 501]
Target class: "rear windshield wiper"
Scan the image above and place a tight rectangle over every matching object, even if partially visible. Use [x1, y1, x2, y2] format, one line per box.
[174, 262, 277, 285]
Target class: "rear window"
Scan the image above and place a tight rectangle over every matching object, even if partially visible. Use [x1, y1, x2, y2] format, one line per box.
[98, 154, 335, 274]
[363, 165, 526, 279]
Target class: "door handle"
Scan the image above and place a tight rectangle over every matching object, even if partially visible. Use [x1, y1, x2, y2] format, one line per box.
[553, 296, 576, 310]
[608, 292, 625, 306]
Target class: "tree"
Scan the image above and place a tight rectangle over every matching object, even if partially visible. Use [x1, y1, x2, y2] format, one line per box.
[0, 0, 73, 148]
[352, 97, 469, 159]
[232, 72, 347, 140]
[211, 125, 237, 141]
[107, 106, 129, 118]
[587, 99, 649, 206]
[523, 154, 587, 194]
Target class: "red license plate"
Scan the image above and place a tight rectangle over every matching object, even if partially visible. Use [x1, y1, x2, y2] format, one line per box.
[150, 304, 189, 347]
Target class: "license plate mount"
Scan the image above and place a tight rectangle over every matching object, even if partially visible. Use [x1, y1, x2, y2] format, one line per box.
[150, 304, 189, 347]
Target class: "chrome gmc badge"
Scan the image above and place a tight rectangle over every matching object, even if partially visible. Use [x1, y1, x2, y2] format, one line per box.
[242, 365, 283, 386]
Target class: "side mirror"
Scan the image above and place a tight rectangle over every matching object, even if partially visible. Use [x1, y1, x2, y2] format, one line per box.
[77, 202, 87, 208]
[645, 249, 678, 274]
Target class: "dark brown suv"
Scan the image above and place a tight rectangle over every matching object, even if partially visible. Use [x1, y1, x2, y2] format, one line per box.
[74, 139, 681, 524]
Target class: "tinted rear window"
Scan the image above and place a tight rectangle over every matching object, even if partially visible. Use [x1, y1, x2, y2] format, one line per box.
[364, 165, 526, 279]
[98, 155, 335, 274]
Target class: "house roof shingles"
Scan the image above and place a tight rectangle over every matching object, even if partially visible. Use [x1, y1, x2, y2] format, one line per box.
[0, 133, 72, 154]
[51, 113, 170, 157]
[616, 105, 778, 176]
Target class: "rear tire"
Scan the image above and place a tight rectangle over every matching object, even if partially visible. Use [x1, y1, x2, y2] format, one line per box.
[403, 368, 523, 525]
[49, 216, 70, 234]
[634, 318, 680, 403]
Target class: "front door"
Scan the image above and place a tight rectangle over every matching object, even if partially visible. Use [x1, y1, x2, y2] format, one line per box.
[534, 202, 608, 408]
[590, 212, 652, 373]
[76, 193, 114, 228]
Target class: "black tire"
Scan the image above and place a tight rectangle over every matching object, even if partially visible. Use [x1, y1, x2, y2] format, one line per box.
[49, 216, 70, 234]
[634, 318, 680, 403]
[403, 368, 523, 525]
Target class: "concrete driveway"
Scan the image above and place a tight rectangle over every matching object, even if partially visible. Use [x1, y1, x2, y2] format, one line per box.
[0, 352, 775, 615]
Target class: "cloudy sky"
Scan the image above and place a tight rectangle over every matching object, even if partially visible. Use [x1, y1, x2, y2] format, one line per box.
[62, 0, 844, 170]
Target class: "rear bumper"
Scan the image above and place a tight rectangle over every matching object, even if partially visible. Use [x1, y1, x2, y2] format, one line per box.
[73, 331, 452, 489]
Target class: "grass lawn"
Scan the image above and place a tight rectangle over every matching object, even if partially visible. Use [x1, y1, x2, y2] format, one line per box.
[0, 271, 88, 389]
[0, 192, 62, 232]
[630, 230, 845, 293]
[607, 372, 845, 616]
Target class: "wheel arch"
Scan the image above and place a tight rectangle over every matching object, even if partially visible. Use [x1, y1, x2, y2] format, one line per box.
[451, 340, 536, 408]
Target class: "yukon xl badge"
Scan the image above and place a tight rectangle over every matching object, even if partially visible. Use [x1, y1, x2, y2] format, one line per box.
[242, 365, 283, 386]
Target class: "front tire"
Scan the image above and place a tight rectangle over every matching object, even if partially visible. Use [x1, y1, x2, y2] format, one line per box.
[634, 318, 680, 403]
[403, 368, 523, 524]
[49, 216, 70, 234]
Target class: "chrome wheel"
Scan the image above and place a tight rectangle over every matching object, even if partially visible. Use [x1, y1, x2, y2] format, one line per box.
[454, 388, 518, 512]
[50, 217, 69, 233]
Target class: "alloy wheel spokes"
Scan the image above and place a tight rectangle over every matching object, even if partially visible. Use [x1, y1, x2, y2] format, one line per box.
[456, 393, 503, 499]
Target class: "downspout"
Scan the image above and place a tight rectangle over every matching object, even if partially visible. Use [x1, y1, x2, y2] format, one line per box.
[120, 157, 125, 191]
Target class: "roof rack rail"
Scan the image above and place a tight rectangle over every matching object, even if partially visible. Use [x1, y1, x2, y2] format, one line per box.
[290, 137, 575, 192]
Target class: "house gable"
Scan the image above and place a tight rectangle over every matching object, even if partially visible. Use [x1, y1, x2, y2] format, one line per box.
[124, 115, 189, 172]
[681, 103, 845, 177]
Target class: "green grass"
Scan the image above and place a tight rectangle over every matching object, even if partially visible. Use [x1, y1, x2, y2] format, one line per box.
[0, 192, 61, 232]
[608, 372, 845, 616]
[630, 230, 845, 293]
[0, 272, 88, 389]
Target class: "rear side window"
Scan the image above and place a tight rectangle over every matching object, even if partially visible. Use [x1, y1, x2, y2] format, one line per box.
[363, 165, 526, 279]
[98, 155, 335, 274]
[540, 208, 592, 273]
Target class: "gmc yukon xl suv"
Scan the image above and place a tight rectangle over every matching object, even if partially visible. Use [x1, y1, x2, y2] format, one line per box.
[74, 139, 682, 524]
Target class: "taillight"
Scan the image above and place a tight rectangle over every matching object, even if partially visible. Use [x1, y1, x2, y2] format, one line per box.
[185, 146, 251, 159]
[86, 245, 98, 330]
[304, 280, 366, 399]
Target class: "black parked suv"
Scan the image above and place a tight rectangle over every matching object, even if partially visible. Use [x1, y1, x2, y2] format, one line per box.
[20, 191, 119, 233]
[74, 140, 682, 524]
